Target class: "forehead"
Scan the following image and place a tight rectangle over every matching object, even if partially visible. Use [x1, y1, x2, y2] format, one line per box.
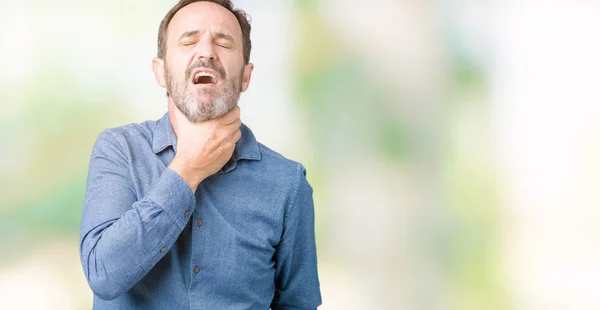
[168, 2, 242, 40]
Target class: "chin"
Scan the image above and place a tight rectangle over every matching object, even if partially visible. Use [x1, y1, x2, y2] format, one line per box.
[181, 94, 234, 122]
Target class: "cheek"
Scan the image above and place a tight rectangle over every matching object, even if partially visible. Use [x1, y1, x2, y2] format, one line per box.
[225, 63, 244, 80]
[167, 67, 185, 83]
[166, 53, 190, 77]
[219, 53, 243, 73]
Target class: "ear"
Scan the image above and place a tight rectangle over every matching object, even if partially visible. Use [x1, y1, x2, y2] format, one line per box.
[240, 63, 254, 92]
[152, 57, 167, 88]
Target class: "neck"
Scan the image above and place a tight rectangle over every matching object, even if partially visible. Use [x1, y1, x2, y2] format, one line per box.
[167, 99, 180, 139]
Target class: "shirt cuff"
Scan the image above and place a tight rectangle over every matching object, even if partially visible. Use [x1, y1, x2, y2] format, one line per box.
[145, 167, 196, 230]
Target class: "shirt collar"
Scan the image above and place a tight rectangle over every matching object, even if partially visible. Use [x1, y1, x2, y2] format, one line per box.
[152, 112, 261, 162]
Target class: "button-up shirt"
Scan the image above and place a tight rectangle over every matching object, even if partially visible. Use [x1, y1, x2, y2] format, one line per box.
[79, 112, 322, 309]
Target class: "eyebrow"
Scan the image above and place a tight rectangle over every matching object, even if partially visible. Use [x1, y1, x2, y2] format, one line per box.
[177, 30, 235, 43]
[178, 30, 202, 41]
[213, 31, 234, 42]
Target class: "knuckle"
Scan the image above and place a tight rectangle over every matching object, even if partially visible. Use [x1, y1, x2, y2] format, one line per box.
[221, 142, 232, 151]
[219, 133, 227, 143]
[206, 141, 218, 153]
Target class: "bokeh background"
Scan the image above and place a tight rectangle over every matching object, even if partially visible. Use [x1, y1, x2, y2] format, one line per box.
[1, 0, 600, 309]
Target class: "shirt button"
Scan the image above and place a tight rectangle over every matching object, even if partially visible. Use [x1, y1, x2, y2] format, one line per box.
[184, 210, 189, 217]
[193, 267, 200, 274]
[160, 247, 166, 253]
[197, 219, 203, 227]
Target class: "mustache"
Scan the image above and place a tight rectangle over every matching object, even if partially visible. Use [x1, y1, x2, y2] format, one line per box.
[185, 59, 226, 81]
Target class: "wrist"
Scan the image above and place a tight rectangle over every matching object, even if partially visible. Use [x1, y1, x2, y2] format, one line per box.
[168, 158, 206, 191]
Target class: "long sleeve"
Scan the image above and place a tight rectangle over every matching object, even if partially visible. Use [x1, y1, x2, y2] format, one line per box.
[271, 165, 322, 310]
[79, 130, 195, 300]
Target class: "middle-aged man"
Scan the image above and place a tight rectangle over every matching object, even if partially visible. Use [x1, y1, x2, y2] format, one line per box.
[79, 0, 322, 309]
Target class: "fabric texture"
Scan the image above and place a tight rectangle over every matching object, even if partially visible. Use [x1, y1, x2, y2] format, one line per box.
[80, 113, 321, 309]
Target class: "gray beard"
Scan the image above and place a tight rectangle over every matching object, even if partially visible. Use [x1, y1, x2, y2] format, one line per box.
[166, 67, 243, 123]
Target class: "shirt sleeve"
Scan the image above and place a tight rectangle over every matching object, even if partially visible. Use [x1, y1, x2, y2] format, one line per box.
[271, 164, 322, 310]
[79, 130, 195, 300]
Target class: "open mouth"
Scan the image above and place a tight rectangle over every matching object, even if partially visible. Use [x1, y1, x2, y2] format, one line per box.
[192, 71, 217, 85]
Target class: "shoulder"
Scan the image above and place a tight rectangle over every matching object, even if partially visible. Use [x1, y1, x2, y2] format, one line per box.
[99, 119, 158, 145]
[251, 143, 311, 202]
[89, 118, 162, 167]
[92, 117, 163, 156]
[255, 144, 314, 223]
[257, 142, 308, 178]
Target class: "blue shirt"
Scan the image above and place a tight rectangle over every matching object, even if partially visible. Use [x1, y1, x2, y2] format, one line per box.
[80, 112, 321, 309]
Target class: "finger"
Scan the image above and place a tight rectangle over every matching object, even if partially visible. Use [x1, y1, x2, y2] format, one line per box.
[222, 126, 241, 142]
[231, 128, 242, 142]
[216, 120, 240, 144]
[223, 118, 242, 132]
[219, 106, 241, 125]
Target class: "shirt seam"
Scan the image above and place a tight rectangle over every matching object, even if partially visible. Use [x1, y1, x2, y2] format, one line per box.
[280, 163, 305, 246]
[103, 130, 135, 190]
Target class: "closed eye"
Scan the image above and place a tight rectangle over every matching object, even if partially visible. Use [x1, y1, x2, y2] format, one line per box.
[181, 41, 197, 47]
[214, 32, 235, 49]
[216, 42, 232, 49]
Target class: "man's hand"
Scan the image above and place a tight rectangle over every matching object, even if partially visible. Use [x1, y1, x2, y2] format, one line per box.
[168, 105, 242, 192]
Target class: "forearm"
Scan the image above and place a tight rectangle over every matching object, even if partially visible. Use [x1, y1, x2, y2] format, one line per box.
[80, 168, 195, 300]
[168, 156, 209, 192]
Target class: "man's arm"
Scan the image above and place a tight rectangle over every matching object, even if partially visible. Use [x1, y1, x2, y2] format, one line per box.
[271, 165, 322, 310]
[79, 130, 196, 300]
[80, 106, 241, 300]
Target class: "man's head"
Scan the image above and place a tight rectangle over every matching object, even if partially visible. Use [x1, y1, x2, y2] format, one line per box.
[152, 0, 253, 123]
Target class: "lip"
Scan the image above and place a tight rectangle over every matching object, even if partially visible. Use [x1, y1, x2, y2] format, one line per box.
[190, 67, 220, 85]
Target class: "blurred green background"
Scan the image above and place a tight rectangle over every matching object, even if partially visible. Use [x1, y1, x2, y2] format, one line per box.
[2, 0, 600, 309]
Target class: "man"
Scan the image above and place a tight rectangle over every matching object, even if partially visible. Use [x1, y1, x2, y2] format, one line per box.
[79, 1, 322, 309]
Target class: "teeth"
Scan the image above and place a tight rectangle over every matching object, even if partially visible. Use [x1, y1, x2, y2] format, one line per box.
[194, 71, 216, 83]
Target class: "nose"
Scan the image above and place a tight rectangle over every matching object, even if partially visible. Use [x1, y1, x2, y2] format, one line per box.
[194, 35, 216, 62]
